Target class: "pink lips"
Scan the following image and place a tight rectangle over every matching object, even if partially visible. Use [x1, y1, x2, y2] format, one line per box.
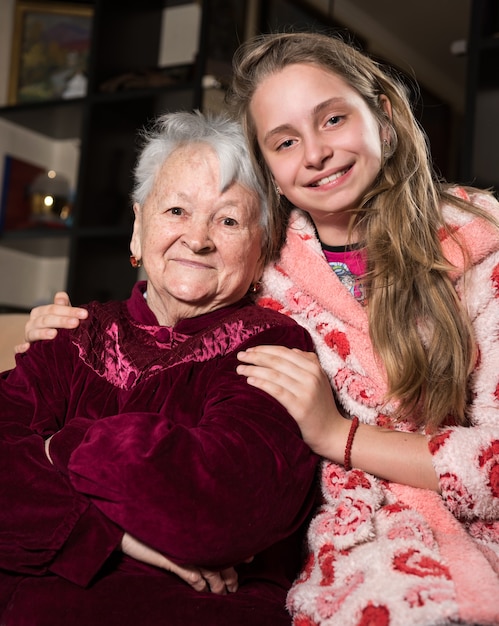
[172, 258, 213, 269]
[308, 165, 352, 188]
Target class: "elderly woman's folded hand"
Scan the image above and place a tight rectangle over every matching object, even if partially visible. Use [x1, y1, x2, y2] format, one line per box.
[120, 533, 239, 595]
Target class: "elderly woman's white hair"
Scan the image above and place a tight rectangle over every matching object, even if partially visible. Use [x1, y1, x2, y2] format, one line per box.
[132, 110, 276, 263]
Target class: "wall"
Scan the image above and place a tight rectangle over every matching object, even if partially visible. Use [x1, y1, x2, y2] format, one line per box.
[0, 2, 200, 200]
[0, 0, 78, 309]
[304, 0, 469, 114]
[0, 2, 199, 309]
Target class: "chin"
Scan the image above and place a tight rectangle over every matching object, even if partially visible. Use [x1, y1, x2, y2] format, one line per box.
[169, 282, 213, 299]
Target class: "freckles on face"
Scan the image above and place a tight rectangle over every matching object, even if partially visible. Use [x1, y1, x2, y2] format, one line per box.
[134, 144, 265, 322]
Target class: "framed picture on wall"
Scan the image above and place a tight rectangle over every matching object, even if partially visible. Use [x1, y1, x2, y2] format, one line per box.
[8, 2, 93, 105]
[0, 155, 45, 232]
[0, 155, 72, 232]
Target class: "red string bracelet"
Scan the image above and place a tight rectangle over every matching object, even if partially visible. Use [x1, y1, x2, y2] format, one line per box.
[344, 416, 360, 471]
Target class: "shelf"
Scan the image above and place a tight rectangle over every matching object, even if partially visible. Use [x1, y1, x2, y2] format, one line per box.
[0, 0, 210, 304]
[0, 228, 71, 242]
[0, 66, 196, 141]
[90, 65, 196, 103]
[0, 99, 85, 139]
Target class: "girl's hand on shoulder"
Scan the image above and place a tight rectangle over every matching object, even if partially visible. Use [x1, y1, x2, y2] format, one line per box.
[238, 346, 440, 487]
[237, 345, 349, 459]
[15, 291, 88, 353]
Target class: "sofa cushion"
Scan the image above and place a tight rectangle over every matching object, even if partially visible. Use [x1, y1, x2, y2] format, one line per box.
[0, 314, 29, 372]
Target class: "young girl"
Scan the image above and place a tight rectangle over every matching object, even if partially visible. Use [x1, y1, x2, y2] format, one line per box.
[230, 32, 499, 626]
[19, 32, 499, 626]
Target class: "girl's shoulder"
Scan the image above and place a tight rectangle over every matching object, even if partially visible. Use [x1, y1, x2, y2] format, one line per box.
[442, 185, 499, 223]
[440, 186, 499, 274]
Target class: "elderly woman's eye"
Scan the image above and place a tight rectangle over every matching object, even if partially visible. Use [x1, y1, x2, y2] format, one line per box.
[223, 217, 238, 226]
[169, 207, 183, 215]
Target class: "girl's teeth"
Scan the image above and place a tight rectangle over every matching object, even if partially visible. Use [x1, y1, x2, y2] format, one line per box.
[313, 169, 348, 186]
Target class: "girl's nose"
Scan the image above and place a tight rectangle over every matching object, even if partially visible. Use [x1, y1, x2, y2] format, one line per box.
[303, 133, 332, 168]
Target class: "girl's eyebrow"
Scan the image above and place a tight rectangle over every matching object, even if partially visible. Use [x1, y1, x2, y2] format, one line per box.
[263, 97, 349, 144]
[312, 97, 348, 118]
[263, 123, 294, 144]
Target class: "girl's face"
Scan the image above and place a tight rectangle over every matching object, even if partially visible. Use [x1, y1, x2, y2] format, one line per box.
[250, 63, 389, 245]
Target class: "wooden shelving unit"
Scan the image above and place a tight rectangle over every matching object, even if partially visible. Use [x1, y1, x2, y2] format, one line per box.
[460, 0, 499, 192]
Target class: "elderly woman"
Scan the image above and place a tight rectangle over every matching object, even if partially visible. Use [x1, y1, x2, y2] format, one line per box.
[0, 111, 318, 625]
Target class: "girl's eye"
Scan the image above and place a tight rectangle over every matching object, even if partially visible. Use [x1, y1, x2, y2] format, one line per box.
[277, 138, 295, 151]
[326, 115, 342, 127]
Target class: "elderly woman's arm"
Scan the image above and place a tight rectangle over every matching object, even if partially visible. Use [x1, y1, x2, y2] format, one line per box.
[60, 325, 318, 569]
[0, 349, 123, 585]
[1, 338, 238, 592]
[0, 434, 122, 586]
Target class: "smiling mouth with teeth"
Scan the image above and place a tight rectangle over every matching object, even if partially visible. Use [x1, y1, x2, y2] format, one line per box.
[310, 167, 350, 187]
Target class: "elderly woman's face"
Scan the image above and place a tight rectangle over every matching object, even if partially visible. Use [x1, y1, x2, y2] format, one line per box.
[131, 143, 264, 325]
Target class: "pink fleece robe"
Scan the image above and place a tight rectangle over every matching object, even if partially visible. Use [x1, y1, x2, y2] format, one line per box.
[258, 188, 499, 626]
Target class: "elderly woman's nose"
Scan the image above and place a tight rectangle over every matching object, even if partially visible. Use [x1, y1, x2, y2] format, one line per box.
[181, 218, 214, 251]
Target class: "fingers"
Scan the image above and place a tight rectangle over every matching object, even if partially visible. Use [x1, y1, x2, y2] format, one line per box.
[53, 291, 72, 306]
[166, 564, 238, 595]
[25, 325, 58, 343]
[237, 345, 340, 445]
[236, 345, 321, 400]
[25, 306, 88, 343]
[172, 566, 210, 593]
[220, 566, 239, 593]
[14, 342, 31, 354]
[238, 345, 320, 381]
[44, 435, 54, 464]
[200, 569, 229, 595]
[196, 566, 240, 594]
[238, 344, 315, 365]
[120, 532, 239, 595]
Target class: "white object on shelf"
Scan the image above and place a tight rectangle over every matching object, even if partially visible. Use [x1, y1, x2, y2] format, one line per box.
[450, 39, 467, 56]
[158, 3, 200, 67]
[62, 72, 88, 99]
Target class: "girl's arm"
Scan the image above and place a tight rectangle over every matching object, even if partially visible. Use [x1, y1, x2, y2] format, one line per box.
[237, 345, 439, 491]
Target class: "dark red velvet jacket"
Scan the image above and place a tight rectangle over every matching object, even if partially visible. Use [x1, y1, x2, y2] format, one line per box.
[0, 282, 318, 625]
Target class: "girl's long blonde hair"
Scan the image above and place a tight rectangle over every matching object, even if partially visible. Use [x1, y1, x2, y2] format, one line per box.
[228, 31, 498, 429]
